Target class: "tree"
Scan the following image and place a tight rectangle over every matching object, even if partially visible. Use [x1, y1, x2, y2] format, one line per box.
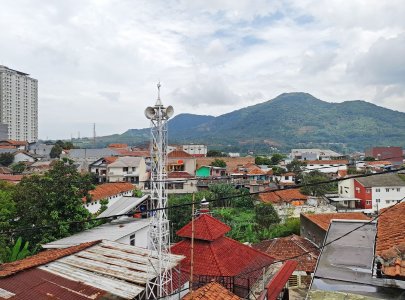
[50, 144, 63, 158]
[11, 162, 26, 174]
[270, 153, 285, 165]
[255, 156, 272, 165]
[364, 156, 376, 161]
[210, 159, 226, 168]
[13, 159, 95, 248]
[3, 237, 31, 263]
[254, 203, 280, 229]
[0, 153, 14, 166]
[300, 170, 336, 196]
[0, 182, 16, 262]
[207, 150, 227, 157]
[286, 159, 307, 174]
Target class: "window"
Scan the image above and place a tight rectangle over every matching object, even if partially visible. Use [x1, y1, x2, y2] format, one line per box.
[123, 167, 128, 172]
[366, 188, 371, 194]
[130, 234, 136, 246]
[386, 188, 390, 192]
[376, 188, 380, 192]
[366, 200, 371, 206]
[376, 199, 380, 203]
[285, 176, 289, 180]
[385, 200, 390, 204]
[397, 188, 401, 192]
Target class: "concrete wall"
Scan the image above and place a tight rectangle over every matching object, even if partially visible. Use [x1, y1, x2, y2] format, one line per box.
[300, 214, 327, 247]
[116, 225, 148, 248]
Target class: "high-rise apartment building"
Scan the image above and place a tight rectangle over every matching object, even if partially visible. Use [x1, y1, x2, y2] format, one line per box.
[0, 65, 38, 142]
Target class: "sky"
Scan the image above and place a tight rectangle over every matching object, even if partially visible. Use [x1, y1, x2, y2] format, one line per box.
[1, 0, 405, 139]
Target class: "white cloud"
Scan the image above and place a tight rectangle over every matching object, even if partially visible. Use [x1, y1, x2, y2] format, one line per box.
[0, 0, 404, 139]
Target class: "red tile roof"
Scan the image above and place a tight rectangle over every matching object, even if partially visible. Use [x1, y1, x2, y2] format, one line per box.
[259, 189, 308, 204]
[168, 171, 194, 179]
[0, 241, 100, 278]
[265, 261, 298, 300]
[305, 160, 349, 165]
[177, 214, 231, 241]
[252, 235, 319, 272]
[183, 281, 240, 300]
[168, 150, 193, 158]
[115, 149, 150, 157]
[172, 215, 274, 278]
[376, 202, 405, 255]
[108, 143, 128, 149]
[0, 174, 24, 183]
[247, 168, 265, 175]
[0, 140, 28, 146]
[302, 212, 370, 231]
[103, 156, 118, 164]
[366, 160, 392, 165]
[86, 182, 133, 202]
[378, 242, 405, 277]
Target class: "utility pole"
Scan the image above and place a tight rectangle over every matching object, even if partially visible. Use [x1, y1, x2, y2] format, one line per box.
[190, 193, 195, 293]
[145, 83, 174, 299]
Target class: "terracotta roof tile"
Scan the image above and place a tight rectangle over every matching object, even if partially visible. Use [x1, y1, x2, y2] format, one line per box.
[168, 150, 193, 158]
[305, 160, 349, 165]
[259, 189, 308, 204]
[0, 174, 24, 183]
[252, 235, 319, 272]
[366, 160, 392, 165]
[247, 168, 265, 175]
[103, 156, 118, 164]
[168, 171, 194, 179]
[378, 242, 405, 277]
[177, 214, 231, 241]
[108, 143, 128, 149]
[86, 182, 133, 202]
[302, 212, 370, 231]
[376, 202, 405, 255]
[183, 281, 240, 300]
[0, 241, 100, 278]
[0, 140, 28, 146]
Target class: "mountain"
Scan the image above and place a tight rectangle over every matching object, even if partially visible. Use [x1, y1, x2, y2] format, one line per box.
[96, 93, 405, 153]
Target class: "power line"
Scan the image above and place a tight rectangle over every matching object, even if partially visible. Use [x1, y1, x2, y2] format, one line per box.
[2, 167, 404, 236]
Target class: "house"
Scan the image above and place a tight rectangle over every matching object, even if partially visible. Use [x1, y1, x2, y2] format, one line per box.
[196, 165, 227, 178]
[303, 160, 349, 173]
[196, 156, 255, 176]
[182, 144, 207, 157]
[166, 171, 197, 194]
[290, 149, 344, 161]
[28, 143, 54, 158]
[253, 235, 319, 288]
[42, 217, 150, 249]
[26, 160, 54, 174]
[171, 214, 275, 298]
[337, 173, 405, 213]
[300, 212, 370, 247]
[12, 151, 36, 164]
[0, 240, 184, 299]
[63, 148, 120, 172]
[84, 182, 134, 214]
[375, 202, 405, 279]
[259, 189, 308, 207]
[365, 146, 403, 166]
[308, 219, 405, 299]
[0, 174, 24, 184]
[0, 139, 28, 150]
[183, 281, 241, 300]
[89, 156, 148, 187]
[167, 150, 196, 175]
[272, 172, 296, 184]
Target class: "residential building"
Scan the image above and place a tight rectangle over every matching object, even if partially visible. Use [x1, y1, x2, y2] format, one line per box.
[365, 146, 403, 166]
[182, 144, 207, 157]
[308, 219, 405, 299]
[28, 143, 53, 158]
[253, 234, 319, 288]
[42, 218, 150, 249]
[171, 214, 274, 298]
[290, 149, 343, 161]
[300, 212, 370, 247]
[196, 165, 227, 178]
[183, 281, 241, 300]
[259, 189, 309, 207]
[0, 240, 184, 299]
[0, 139, 27, 150]
[0, 123, 7, 139]
[336, 173, 405, 213]
[167, 150, 196, 174]
[196, 156, 255, 176]
[62, 148, 119, 171]
[12, 151, 36, 164]
[0, 65, 38, 142]
[167, 171, 197, 194]
[83, 182, 134, 214]
[303, 160, 349, 173]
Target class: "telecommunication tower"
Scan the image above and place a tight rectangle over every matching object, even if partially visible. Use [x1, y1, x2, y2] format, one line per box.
[145, 83, 174, 299]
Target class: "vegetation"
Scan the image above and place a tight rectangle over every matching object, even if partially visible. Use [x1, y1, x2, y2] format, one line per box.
[2, 237, 31, 263]
[207, 150, 228, 157]
[0, 153, 14, 166]
[254, 203, 280, 228]
[50, 140, 75, 158]
[210, 159, 227, 168]
[300, 170, 337, 196]
[364, 156, 376, 161]
[11, 162, 26, 174]
[255, 156, 272, 165]
[286, 159, 307, 174]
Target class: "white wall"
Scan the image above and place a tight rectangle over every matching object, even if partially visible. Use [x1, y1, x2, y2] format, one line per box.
[305, 164, 347, 173]
[372, 186, 405, 212]
[338, 179, 355, 198]
[84, 191, 133, 214]
[13, 152, 35, 163]
[116, 225, 149, 248]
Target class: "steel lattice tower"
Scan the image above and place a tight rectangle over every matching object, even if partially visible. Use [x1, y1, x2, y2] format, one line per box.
[145, 83, 174, 299]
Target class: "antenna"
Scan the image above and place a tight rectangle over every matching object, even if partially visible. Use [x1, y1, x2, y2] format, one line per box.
[93, 123, 96, 145]
[145, 82, 175, 299]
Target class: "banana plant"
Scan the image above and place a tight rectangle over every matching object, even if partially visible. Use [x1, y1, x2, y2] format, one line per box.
[6, 237, 31, 262]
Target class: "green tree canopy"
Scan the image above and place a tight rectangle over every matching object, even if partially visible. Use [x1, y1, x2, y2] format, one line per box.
[254, 203, 280, 229]
[286, 159, 307, 174]
[207, 150, 227, 157]
[13, 159, 95, 248]
[270, 153, 286, 165]
[210, 158, 227, 168]
[50, 144, 63, 158]
[255, 156, 272, 165]
[0, 153, 14, 167]
[300, 170, 336, 196]
[364, 156, 376, 161]
[11, 162, 26, 174]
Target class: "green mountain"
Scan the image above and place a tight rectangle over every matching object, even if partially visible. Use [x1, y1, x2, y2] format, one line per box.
[96, 93, 405, 153]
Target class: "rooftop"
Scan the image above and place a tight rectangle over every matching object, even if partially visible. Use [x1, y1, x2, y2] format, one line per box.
[177, 214, 231, 241]
[168, 150, 193, 158]
[259, 189, 308, 204]
[98, 195, 149, 218]
[252, 235, 319, 272]
[86, 182, 134, 202]
[183, 281, 241, 300]
[168, 171, 194, 179]
[305, 160, 349, 165]
[302, 212, 370, 231]
[42, 218, 150, 249]
[355, 173, 405, 187]
[108, 156, 143, 168]
[196, 157, 255, 173]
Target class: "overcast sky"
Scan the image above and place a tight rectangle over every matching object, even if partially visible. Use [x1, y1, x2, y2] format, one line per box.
[1, 0, 404, 139]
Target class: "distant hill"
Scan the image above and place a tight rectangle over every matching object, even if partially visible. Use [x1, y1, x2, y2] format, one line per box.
[95, 93, 405, 153]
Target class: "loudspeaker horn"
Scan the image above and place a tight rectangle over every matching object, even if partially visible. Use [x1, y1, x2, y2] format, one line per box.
[166, 105, 174, 118]
[145, 107, 155, 119]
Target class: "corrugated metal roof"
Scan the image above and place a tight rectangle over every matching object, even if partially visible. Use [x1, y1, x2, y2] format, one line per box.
[39, 240, 184, 299]
[356, 173, 405, 187]
[98, 195, 149, 218]
[42, 218, 150, 248]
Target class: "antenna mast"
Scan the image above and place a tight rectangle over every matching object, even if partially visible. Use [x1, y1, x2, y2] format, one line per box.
[145, 82, 174, 299]
[93, 123, 96, 145]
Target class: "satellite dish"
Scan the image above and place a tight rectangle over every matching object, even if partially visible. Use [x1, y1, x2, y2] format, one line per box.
[166, 105, 174, 118]
[145, 107, 155, 119]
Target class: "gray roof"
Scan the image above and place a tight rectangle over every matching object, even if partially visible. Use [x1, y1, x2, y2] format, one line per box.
[66, 148, 119, 159]
[356, 173, 405, 187]
[109, 156, 143, 168]
[0, 148, 17, 154]
[42, 218, 150, 248]
[99, 195, 149, 218]
[310, 219, 405, 298]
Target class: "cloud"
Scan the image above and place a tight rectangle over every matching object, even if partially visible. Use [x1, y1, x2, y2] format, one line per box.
[99, 91, 121, 102]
